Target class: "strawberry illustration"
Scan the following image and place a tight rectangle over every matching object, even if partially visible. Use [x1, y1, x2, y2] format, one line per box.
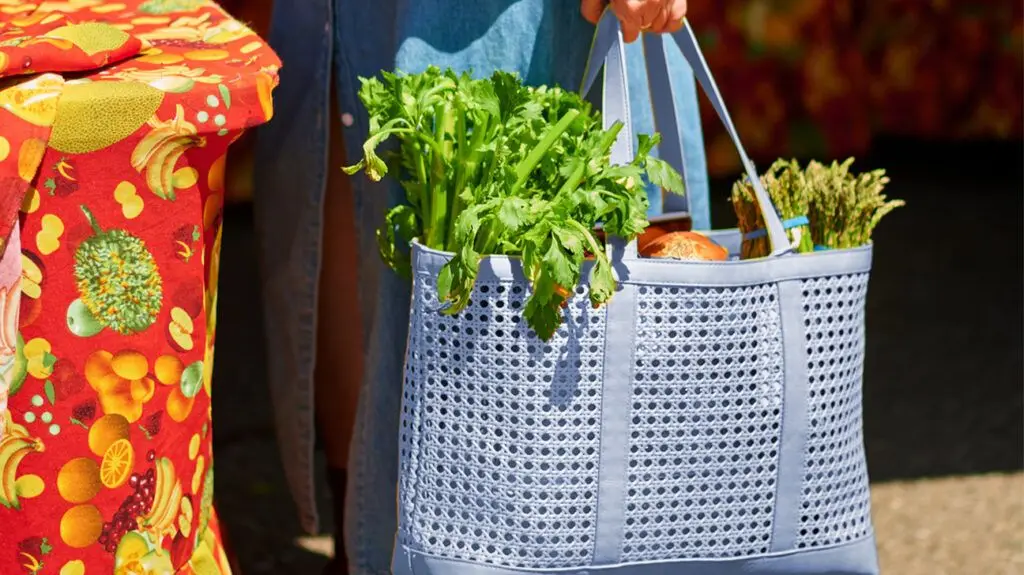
[71, 400, 97, 425]
[140, 410, 163, 439]
[173, 224, 201, 263]
[16, 536, 51, 573]
[42, 158, 80, 197]
[51, 359, 85, 400]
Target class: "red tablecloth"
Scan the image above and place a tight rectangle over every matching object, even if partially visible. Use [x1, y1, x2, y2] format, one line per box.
[0, 1, 279, 573]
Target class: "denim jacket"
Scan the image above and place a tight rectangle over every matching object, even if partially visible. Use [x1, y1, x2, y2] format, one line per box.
[254, 2, 709, 573]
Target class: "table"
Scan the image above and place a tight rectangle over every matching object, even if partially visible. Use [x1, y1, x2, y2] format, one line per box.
[0, 1, 279, 572]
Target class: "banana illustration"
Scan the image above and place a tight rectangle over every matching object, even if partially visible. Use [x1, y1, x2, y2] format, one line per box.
[141, 457, 183, 539]
[55, 158, 76, 181]
[155, 480, 183, 534]
[0, 422, 45, 510]
[130, 104, 206, 201]
[3, 409, 29, 438]
[20, 551, 41, 574]
[143, 457, 173, 525]
[176, 240, 194, 261]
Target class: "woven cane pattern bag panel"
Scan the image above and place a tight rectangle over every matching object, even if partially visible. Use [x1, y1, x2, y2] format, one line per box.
[796, 274, 873, 548]
[622, 284, 785, 561]
[399, 275, 607, 568]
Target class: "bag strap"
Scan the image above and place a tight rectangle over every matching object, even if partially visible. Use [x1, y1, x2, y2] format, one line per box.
[640, 32, 689, 215]
[580, 10, 640, 262]
[581, 11, 634, 168]
[668, 22, 789, 254]
[583, 11, 792, 257]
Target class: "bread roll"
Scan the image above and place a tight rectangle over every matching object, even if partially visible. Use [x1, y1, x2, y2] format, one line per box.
[637, 225, 668, 253]
[640, 231, 729, 261]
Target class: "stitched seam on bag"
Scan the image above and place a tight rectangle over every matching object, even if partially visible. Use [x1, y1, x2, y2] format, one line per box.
[768, 282, 785, 551]
[593, 311, 612, 563]
[616, 290, 638, 561]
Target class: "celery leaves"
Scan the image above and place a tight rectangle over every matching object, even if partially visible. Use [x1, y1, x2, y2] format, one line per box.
[344, 68, 685, 340]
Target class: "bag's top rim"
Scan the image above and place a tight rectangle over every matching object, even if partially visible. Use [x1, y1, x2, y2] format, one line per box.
[411, 237, 872, 288]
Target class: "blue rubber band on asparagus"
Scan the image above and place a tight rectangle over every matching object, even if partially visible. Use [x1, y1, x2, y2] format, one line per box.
[742, 215, 810, 240]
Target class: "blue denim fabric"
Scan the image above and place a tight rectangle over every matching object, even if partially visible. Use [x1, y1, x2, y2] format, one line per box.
[255, 3, 710, 574]
[252, 0, 333, 539]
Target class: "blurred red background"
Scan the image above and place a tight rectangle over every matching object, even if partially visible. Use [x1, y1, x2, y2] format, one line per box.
[688, 0, 1023, 175]
[221, 0, 1023, 200]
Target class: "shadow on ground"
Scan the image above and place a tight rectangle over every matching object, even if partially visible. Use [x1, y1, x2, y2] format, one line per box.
[211, 139, 1024, 573]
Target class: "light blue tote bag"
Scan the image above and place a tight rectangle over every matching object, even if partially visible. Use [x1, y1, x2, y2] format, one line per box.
[392, 14, 879, 575]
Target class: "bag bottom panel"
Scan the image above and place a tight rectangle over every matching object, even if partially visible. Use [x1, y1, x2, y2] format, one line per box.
[393, 535, 878, 575]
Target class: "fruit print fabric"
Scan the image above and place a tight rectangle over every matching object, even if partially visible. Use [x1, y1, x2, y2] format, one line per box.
[0, 221, 21, 422]
[0, 71, 63, 275]
[0, 0, 280, 573]
[0, 15, 142, 79]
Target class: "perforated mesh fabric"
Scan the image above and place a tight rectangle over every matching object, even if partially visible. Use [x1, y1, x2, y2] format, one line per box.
[399, 274, 606, 568]
[399, 263, 874, 569]
[797, 274, 873, 548]
[623, 284, 784, 561]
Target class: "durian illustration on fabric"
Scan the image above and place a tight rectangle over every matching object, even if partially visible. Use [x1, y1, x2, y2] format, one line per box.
[70, 206, 162, 337]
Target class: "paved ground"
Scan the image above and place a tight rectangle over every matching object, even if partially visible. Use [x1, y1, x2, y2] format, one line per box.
[210, 139, 1023, 574]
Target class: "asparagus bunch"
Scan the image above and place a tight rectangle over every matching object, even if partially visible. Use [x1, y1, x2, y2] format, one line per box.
[805, 158, 904, 250]
[731, 159, 814, 259]
[732, 157, 903, 259]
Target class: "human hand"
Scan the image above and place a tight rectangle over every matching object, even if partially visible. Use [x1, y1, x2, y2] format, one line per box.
[581, 0, 687, 43]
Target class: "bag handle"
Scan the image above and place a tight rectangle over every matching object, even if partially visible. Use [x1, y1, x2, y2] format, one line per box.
[581, 11, 635, 169]
[640, 32, 691, 216]
[581, 11, 792, 258]
[579, 12, 640, 261]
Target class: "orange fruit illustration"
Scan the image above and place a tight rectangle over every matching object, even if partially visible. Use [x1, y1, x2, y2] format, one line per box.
[88, 413, 130, 456]
[154, 355, 184, 385]
[60, 504, 103, 548]
[204, 193, 222, 231]
[100, 438, 135, 488]
[167, 387, 195, 423]
[57, 457, 102, 504]
[87, 350, 158, 422]
[207, 154, 226, 194]
[17, 138, 47, 182]
[99, 391, 145, 424]
[85, 350, 118, 392]
[111, 350, 149, 380]
[130, 377, 157, 402]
